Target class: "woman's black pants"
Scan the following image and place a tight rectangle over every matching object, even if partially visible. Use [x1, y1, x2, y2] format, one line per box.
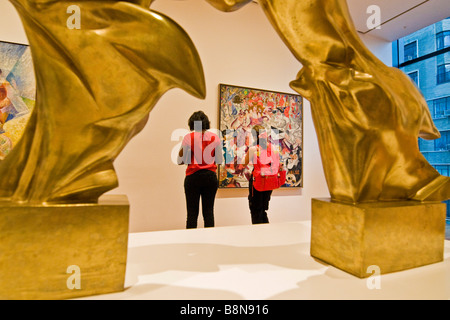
[248, 176, 272, 224]
[184, 169, 218, 229]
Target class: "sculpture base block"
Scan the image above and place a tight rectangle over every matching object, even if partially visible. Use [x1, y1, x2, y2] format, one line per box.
[310, 198, 446, 278]
[0, 195, 129, 300]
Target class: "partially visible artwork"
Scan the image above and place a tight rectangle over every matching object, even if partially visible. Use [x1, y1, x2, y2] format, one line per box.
[218, 83, 303, 188]
[0, 41, 34, 160]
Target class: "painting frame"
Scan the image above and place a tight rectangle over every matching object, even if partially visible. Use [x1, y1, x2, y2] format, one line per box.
[0, 39, 35, 160]
[218, 83, 303, 189]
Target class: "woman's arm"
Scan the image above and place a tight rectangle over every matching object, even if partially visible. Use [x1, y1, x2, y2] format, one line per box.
[243, 146, 256, 167]
[177, 147, 185, 165]
[243, 150, 250, 167]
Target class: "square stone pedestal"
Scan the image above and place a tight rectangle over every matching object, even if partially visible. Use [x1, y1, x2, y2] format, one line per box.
[310, 198, 446, 278]
[0, 195, 129, 299]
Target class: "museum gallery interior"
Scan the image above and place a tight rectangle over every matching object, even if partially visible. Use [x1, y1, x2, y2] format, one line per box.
[0, 0, 449, 300]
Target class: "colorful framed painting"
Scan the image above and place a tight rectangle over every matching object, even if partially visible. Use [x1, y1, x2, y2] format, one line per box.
[218, 83, 303, 189]
[0, 40, 35, 160]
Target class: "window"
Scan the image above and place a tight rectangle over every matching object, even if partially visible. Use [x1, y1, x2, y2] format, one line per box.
[434, 130, 450, 151]
[437, 64, 450, 84]
[435, 165, 450, 176]
[436, 31, 450, 50]
[433, 97, 450, 118]
[404, 41, 417, 61]
[408, 71, 419, 86]
[394, 18, 450, 224]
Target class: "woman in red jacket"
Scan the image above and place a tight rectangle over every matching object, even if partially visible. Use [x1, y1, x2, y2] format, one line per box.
[244, 125, 284, 224]
[178, 111, 221, 228]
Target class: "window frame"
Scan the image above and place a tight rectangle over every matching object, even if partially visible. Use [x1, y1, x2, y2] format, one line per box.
[434, 130, 450, 151]
[437, 63, 450, 84]
[432, 96, 450, 118]
[436, 30, 450, 50]
[404, 40, 418, 62]
[407, 70, 419, 86]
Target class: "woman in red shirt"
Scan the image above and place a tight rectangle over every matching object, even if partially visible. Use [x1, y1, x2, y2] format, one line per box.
[243, 125, 284, 224]
[178, 111, 221, 228]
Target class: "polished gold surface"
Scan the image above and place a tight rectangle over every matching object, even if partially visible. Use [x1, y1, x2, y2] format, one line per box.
[205, 0, 253, 12]
[311, 198, 446, 278]
[205, 0, 449, 279]
[5, 0, 448, 204]
[3, 0, 205, 204]
[2, 0, 447, 291]
[209, 0, 450, 203]
[0, 195, 129, 299]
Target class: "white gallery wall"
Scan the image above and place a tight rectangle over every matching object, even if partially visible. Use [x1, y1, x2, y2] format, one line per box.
[0, 0, 392, 232]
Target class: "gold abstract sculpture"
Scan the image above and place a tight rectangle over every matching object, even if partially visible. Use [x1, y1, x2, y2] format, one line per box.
[5, 0, 448, 205]
[310, 198, 445, 278]
[2, 0, 207, 298]
[206, 0, 450, 204]
[206, 0, 448, 278]
[2, 0, 205, 204]
[1, 0, 446, 293]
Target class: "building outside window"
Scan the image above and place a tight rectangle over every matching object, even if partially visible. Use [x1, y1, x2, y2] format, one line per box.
[435, 130, 450, 151]
[408, 71, 419, 86]
[433, 96, 450, 118]
[437, 63, 450, 84]
[394, 17, 450, 226]
[435, 165, 450, 176]
[437, 30, 450, 50]
[404, 41, 418, 61]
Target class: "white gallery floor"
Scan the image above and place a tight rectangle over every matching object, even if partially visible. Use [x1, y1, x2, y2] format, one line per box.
[78, 221, 450, 300]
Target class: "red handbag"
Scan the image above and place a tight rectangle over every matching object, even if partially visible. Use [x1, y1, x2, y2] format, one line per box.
[253, 168, 286, 191]
[252, 144, 286, 191]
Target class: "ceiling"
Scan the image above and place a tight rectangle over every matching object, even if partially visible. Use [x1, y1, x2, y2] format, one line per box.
[252, 0, 450, 42]
[346, 0, 450, 41]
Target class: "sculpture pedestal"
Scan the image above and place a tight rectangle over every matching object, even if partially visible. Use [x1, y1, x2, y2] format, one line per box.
[0, 195, 129, 300]
[310, 198, 446, 278]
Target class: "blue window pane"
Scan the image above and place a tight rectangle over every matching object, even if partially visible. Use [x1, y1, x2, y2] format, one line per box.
[436, 31, 450, 50]
[434, 131, 450, 150]
[408, 71, 419, 86]
[395, 18, 450, 222]
[437, 64, 450, 84]
[435, 165, 450, 176]
[433, 97, 450, 118]
[404, 41, 417, 61]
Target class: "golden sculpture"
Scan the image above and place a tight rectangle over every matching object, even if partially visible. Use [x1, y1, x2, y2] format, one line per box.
[5, 0, 447, 205]
[206, 0, 450, 203]
[2, 0, 205, 204]
[310, 198, 445, 278]
[0, 195, 130, 299]
[1, 0, 447, 292]
[205, 0, 448, 277]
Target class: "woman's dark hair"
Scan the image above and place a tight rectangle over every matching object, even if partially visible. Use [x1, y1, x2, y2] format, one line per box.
[252, 125, 267, 148]
[188, 111, 210, 131]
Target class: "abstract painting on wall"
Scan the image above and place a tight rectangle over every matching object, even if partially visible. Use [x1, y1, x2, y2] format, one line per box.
[0, 40, 35, 160]
[218, 83, 303, 189]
